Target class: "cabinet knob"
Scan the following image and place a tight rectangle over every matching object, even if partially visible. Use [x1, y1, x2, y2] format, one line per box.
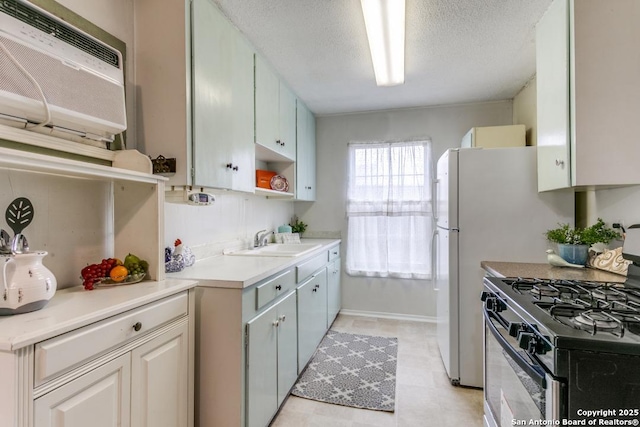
[232, 165, 239, 171]
[275, 284, 282, 291]
[555, 159, 565, 167]
[226, 163, 233, 169]
[273, 320, 280, 327]
[133, 322, 142, 332]
[315, 284, 320, 289]
[276, 140, 281, 146]
[312, 288, 317, 292]
[279, 315, 286, 323]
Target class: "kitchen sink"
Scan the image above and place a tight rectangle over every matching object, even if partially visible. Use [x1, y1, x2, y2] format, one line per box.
[226, 243, 322, 257]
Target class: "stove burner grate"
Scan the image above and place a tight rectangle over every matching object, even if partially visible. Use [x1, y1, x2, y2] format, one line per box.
[572, 310, 623, 335]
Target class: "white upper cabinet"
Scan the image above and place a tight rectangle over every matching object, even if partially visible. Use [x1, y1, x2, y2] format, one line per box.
[192, 0, 255, 192]
[136, 0, 254, 191]
[536, 0, 640, 191]
[295, 101, 316, 201]
[255, 56, 297, 161]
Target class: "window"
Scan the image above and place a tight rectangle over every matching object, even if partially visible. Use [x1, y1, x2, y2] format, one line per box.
[346, 140, 432, 279]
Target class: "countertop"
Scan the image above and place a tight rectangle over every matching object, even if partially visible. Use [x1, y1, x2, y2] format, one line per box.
[481, 261, 627, 283]
[168, 239, 341, 289]
[0, 278, 197, 352]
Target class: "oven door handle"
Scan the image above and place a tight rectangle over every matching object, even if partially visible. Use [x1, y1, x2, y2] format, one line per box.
[484, 309, 547, 388]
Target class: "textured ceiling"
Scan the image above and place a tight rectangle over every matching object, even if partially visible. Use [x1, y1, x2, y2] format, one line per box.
[212, 0, 553, 115]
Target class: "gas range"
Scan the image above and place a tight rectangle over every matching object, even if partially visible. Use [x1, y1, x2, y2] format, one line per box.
[507, 277, 640, 335]
[482, 274, 640, 424]
[485, 276, 640, 361]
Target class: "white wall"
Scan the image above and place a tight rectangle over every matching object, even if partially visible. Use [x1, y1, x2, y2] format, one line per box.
[512, 76, 537, 146]
[295, 101, 514, 318]
[164, 192, 293, 253]
[593, 187, 640, 231]
[0, 171, 113, 289]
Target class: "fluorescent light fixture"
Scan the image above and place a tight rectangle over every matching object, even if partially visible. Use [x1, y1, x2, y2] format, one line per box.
[361, 0, 406, 86]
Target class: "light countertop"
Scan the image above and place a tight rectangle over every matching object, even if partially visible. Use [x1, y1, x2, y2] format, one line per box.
[168, 239, 341, 289]
[481, 261, 627, 283]
[0, 278, 197, 352]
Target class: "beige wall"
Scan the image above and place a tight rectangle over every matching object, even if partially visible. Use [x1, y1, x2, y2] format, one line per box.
[296, 101, 514, 319]
[512, 75, 537, 146]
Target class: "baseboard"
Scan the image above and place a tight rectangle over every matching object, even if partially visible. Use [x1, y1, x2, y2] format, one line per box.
[338, 309, 436, 323]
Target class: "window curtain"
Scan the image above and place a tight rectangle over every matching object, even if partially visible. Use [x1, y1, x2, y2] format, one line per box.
[345, 140, 433, 279]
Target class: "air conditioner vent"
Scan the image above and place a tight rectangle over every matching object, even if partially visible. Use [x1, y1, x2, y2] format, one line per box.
[0, 0, 119, 68]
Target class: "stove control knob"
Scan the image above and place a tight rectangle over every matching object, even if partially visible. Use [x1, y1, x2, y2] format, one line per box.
[518, 332, 536, 351]
[485, 297, 506, 313]
[518, 332, 550, 355]
[480, 291, 490, 302]
[508, 322, 523, 337]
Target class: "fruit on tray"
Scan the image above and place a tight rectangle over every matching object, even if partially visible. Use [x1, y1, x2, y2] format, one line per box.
[81, 253, 148, 290]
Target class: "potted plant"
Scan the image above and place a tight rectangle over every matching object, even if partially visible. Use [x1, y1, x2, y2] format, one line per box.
[545, 218, 620, 265]
[289, 215, 308, 235]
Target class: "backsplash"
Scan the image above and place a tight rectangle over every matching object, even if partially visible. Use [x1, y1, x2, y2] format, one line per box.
[0, 169, 112, 288]
[164, 190, 294, 259]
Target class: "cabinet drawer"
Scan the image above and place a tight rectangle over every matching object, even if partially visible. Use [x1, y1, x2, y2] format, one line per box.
[296, 252, 327, 283]
[256, 269, 295, 310]
[328, 246, 340, 262]
[34, 292, 188, 386]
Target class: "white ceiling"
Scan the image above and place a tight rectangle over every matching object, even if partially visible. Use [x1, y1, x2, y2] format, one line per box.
[211, 0, 553, 116]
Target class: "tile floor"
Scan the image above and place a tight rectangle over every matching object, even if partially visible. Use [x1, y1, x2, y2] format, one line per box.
[271, 314, 484, 427]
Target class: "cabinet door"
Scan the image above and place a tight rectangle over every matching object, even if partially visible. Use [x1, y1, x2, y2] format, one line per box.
[327, 259, 341, 328]
[536, 0, 571, 191]
[295, 102, 316, 201]
[34, 354, 131, 427]
[131, 321, 189, 427]
[276, 291, 298, 406]
[297, 269, 328, 372]
[192, 0, 254, 190]
[255, 55, 281, 155]
[278, 83, 297, 161]
[246, 304, 278, 427]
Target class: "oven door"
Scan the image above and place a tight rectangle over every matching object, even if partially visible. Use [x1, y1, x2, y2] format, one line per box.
[483, 308, 561, 426]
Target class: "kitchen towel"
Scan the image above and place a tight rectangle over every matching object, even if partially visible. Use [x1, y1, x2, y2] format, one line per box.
[291, 330, 398, 412]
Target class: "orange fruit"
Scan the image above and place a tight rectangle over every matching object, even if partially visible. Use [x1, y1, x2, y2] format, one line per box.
[109, 265, 129, 282]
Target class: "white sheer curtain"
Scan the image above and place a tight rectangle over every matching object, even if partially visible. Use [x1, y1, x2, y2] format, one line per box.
[346, 140, 433, 279]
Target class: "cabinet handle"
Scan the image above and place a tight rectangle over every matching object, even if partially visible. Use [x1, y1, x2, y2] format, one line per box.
[275, 284, 282, 291]
[133, 322, 142, 332]
[273, 320, 280, 327]
[555, 159, 565, 167]
[312, 288, 317, 292]
[276, 140, 281, 146]
[315, 284, 320, 289]
[279, 315, 286, 323]
[226, 163, 233, 169]
[232, 165, 239, 171]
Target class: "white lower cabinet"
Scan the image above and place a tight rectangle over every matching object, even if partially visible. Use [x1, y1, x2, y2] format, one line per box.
[34, 353, 132, 427]
[297, 269, 328, 372]
[131, 321, 190, 427]
[31, 291, 194, 427]
[327, 258, 341, 328]
[246, 291, 297, 427]
[194, 242, 341, 427]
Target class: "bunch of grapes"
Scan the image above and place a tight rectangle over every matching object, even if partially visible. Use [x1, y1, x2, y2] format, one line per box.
[126, 261, 146, 277]
[81, 258, 120, 290]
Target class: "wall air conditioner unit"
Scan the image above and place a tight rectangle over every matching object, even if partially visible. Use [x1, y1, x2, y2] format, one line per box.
[0, 0, 126, 148]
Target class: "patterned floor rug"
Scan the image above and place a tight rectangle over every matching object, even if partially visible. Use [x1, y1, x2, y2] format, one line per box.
[291, 330, 398, 412]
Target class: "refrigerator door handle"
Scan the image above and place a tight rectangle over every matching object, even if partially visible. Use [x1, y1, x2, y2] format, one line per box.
[431, 228, 438, 290]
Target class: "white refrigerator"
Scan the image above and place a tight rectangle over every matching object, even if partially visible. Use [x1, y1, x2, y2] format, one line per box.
[434, 146, 574, 388]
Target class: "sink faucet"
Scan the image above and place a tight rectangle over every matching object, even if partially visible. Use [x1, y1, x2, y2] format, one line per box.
[254, 230, 273, 248]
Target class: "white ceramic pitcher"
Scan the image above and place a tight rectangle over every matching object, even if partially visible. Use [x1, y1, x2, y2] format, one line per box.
[0, 251, 57, 316]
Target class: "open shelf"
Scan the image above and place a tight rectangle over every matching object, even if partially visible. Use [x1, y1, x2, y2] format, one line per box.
[254, 187, 294, 199]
